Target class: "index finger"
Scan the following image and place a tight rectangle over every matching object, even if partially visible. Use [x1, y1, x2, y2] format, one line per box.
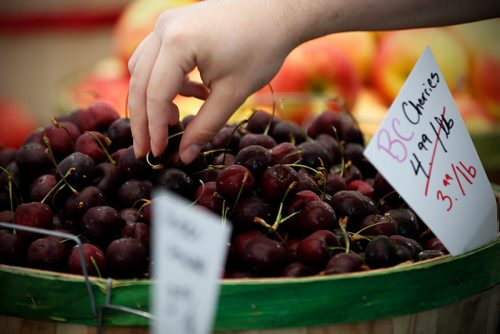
[145, 42, 194, 157]
[128, 34, 161, 158]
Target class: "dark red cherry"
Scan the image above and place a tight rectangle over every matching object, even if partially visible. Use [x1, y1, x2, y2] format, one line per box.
[293, 200, 337, 234]
[14, 202, 53, 238]
[67, 243, 106, 276]
[260, 164, 298, 203]
[323, 252, 364, 275]
[81, 206, 125, 247]
[241, 235, 287, 276]
[281, 262, 316, 277]
[106, 238, 148, 278]
[27, 236, 71, 271]
[296, 230, 339, 270]
[216, 165, 255, 201]
[57, 152, 96, 191]
[235, 145, 272, 177]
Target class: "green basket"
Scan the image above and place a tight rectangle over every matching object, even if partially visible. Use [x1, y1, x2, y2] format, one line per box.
[0, 237, 499, 331]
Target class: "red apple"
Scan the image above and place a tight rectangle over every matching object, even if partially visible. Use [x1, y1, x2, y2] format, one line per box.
[448, 19, 499, 56]
[319, 32, 377, 83]
[59, 58, 129, 118]
[351, 87, 389, 142]
[448, 19, 500, 122]
[470, 54, 500, 122]
[454, 92, 496, 134]
[371, 28, 470, 105]
[260, 36, 361, 125]
[0, 98, 39, 149]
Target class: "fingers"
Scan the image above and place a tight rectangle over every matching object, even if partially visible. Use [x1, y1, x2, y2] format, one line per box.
[179, 81, 247, 164]
[128, 30, 207, 159]
[145, 43, 190, 157]
[128, 34, 163, 158]
[128, 33, 152, 74]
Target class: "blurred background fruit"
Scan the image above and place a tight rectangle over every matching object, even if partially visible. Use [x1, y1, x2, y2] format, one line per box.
[0, 97, 40, 148]
[449, 19, 500, 121]
[371, 28, 470, 105]
[55, 3, 499, 136]
[56, 0, 200, 118]
[0, 0, 132, 123]
[57, 57, 130, 118]
[0, 1, 498, 179]
[256, 35, 362, 125]
[111, 0, 199, 63]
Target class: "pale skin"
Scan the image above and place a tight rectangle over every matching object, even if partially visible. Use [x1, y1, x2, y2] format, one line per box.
[128, 0, 500, 164]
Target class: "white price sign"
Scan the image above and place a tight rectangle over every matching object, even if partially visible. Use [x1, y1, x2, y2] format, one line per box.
[364, 47, 498, 255]
[151, 190, 231, 334]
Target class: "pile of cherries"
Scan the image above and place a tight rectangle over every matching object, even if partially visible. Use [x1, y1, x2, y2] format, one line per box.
[0, 101, 448, 279]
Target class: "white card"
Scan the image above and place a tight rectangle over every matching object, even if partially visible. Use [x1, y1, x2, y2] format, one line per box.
[364, 47, 498, 255]
[151, 190, 231, 334]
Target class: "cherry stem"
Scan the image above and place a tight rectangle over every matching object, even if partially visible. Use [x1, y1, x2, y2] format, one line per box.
[146, 151, 165, 170]
[286, 163, 318, 175]
[286, 162, 327, 191]
[327, 246, 348, 252]
[133, 198, 151, 211]
[51, 184, 67, 213]
[0, 166, 16, 233]
[329, 125, 347, 177]
[90, 255, 102, 279]
[376, 190, 399, 208]
[280, 210, 300, 224]
[339, 141, 347, 177]
[41, 167, 76, 204]
[342, 107, 361, 127]
[270, 180, 298, 232]
[253, 216, 272, 230]
[280, 149, 304, 165]
[315, 166, 329, 200]
[43, 135, 59, 169]
[168, 130, 184, 140]
[253, 216, 284, 241]
[201, 148, 229, 157]
[221, 200, 230, 226]
[190, 180, 206, 207]
[86, 131, 116, 165]
[43, 135, 78, 194]
[144, 130, 185, 170]
[350, 234, 371, 242]
[338, 216, 350, 253]
[351, 220, 395, 241]
[222, 120, 247, 164]
[191, 164, 224, 177]
[264, 83, 276, 136]
[331, 159, 352, 176]
[228, 171, 250, 218]
[51, 117, 75, 151]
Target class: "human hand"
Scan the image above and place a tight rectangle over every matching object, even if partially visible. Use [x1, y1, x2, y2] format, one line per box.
[127, 0, 299, 164]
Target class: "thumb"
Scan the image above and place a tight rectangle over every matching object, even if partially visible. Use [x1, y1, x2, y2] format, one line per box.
[179, 82, 247, 164]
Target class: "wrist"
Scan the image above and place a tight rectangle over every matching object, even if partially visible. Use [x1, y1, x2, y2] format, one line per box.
[262, 0, 354, 49]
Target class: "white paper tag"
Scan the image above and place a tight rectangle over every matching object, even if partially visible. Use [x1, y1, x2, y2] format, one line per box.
[151, 190, 231, 334]
[364, 47, 498, 255]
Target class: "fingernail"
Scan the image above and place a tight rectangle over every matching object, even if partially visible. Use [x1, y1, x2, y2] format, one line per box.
[182, 144, 201, 164]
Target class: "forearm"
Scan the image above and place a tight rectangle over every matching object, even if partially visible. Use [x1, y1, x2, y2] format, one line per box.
[279, 0, 500, 47]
